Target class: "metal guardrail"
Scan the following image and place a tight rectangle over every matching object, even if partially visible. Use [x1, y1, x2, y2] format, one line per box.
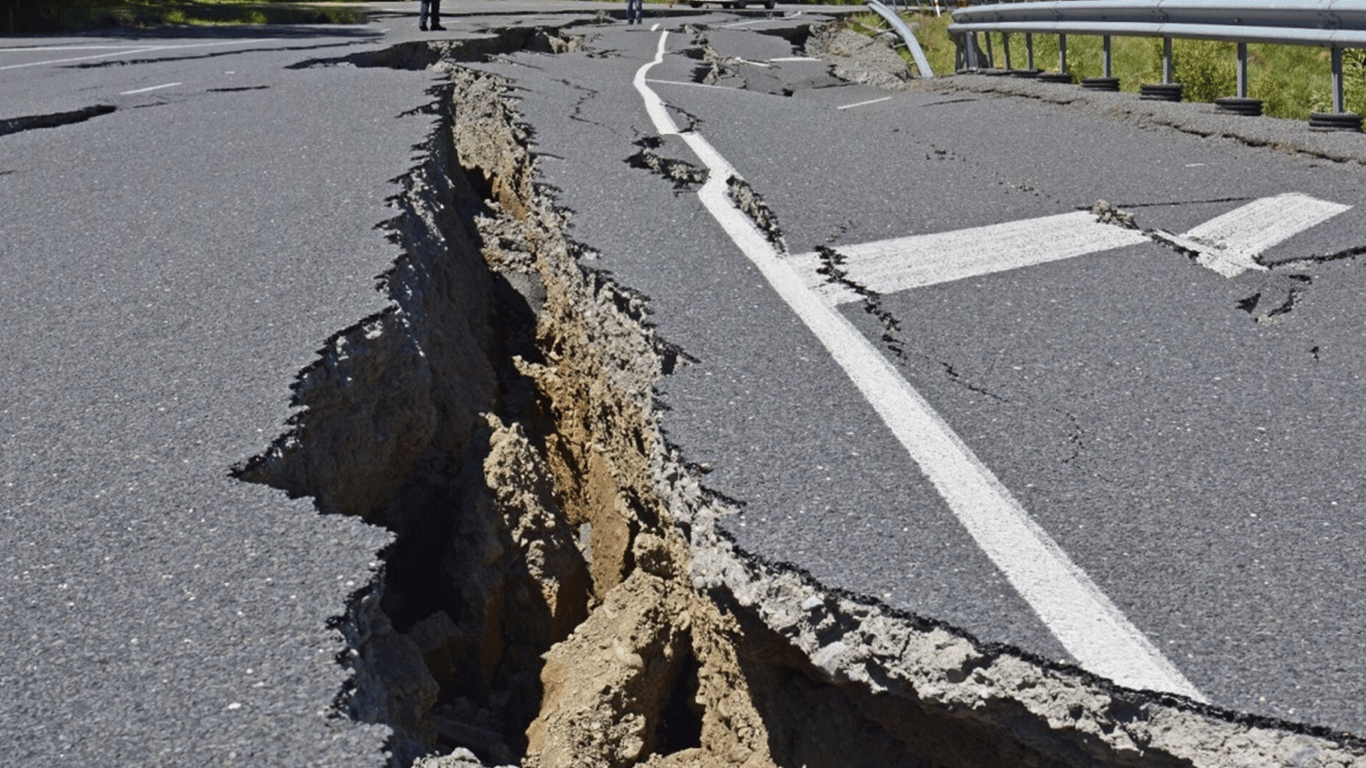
[947, 0, 1366, 129]
[868, 0, 936, 78]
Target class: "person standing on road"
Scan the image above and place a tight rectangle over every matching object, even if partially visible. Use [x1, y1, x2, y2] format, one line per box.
[420, 0, 444, 31]
[626, 0, 643, 25]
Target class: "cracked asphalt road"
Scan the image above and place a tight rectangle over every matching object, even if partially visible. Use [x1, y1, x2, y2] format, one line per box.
[8, 4, 1366, 763]
[474, 17, 1366, 737]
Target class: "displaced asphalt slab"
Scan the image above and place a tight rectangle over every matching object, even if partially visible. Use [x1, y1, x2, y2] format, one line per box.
[9, 5, 1366, 764]
[478, 17, 1366, 739]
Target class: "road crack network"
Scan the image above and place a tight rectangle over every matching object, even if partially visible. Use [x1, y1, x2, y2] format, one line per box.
[219, 27, 1366, 768]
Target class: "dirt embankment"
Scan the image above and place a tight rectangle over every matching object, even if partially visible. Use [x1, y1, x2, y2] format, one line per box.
[238, 27, 1366, 768]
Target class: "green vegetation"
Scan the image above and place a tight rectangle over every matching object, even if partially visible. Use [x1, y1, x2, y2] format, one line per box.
[871, 10, 1366, 120]
[3, 0, 366, 33]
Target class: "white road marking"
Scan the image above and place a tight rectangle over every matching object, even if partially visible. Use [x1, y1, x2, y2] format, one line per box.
[836, 96, 892, 110]
[0, 40, 266, 71]
[0, 45, 161, 50]
[793, 193, 1350, 297]
[0, 47, 159, 70]
[789, 211, 1150, 304]
[646, 78, 740, 91]
[771, 56, 821, 62]
[1154, 193, 1351, 277]
[120, 82, 182, 95]
[635, 30, 1206, 701]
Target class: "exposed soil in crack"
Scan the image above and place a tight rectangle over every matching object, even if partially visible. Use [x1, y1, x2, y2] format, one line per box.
[627, 137, 708, 191]
[726, 175, 785, 249]
[233, 30, 1366, 768]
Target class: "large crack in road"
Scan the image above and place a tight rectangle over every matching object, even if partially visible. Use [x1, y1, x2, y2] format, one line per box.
[236, 28, 1366, 768]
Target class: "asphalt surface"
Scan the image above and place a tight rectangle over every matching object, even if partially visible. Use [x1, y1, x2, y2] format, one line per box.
[1, 21, 436, 768]
[472, 14, 1366, 738]
[6, 3, 1366, 764]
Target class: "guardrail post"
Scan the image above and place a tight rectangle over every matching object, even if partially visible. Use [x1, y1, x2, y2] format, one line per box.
[1026, 33, 1035, 70]
[1310, 46, 1363, 131]
[1333, 46, 1345, 114]
[1082, 34, 1120, 89]
[1216, 42, 1263, 115]
[1039, 33, 1072, 82]
[1140, 36, 1184, 101]
[1237, 42, 1248, 98]
[1002, 31, 1012, 71]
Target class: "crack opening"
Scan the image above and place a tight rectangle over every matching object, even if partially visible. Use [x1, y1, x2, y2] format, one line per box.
[227, 30, 1366, 768]
[726, 175, 785, 250]
[625, 136, 708, 190]
[0, 104, 116, 137]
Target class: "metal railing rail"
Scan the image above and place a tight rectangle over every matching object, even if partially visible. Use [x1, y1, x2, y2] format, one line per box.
[869, 0, 936, 78]
[948, 0, 1366, 119]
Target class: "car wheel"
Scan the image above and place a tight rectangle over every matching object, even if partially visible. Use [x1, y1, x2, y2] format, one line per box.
[764, 0, 774, 7]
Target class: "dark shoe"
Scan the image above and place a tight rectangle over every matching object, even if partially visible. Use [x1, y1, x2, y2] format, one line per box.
[419, 24, 427, 30]
[430, 23, 446, 30]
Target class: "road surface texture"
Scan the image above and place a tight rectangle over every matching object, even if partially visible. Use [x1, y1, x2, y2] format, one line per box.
[5, 3, 1366, 767]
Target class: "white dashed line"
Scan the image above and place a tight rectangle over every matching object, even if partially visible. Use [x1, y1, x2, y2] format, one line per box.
[836, 96, 892, 110]
[120, 82, 182, 95]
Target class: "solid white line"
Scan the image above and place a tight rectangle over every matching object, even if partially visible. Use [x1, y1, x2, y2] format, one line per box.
[0, 47, 159, 70]
[788, 211, 1151, 303]
[836, 96, 892, 110]
[0, 45, 159, 51]
[635, 30, 1205, 701]
[0, 39, 266, 71]
[120, 82, 182, 95]
[645, 78, 739, 91]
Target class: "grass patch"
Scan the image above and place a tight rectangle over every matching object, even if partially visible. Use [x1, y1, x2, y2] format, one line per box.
[4, 0, 366, 33]
[860, 11, 1366, 120]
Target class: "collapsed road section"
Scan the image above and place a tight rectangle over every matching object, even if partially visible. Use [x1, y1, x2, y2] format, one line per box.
[238, 29, 1366, 768]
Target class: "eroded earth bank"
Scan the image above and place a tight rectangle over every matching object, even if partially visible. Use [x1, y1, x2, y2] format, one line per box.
[238, 23, 1366, 768]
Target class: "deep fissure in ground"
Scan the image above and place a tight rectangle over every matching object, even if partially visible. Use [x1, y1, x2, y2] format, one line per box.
[237, 30, 1366, 768]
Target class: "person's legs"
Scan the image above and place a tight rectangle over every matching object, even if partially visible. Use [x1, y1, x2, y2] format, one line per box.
[419, 0, 443, 30]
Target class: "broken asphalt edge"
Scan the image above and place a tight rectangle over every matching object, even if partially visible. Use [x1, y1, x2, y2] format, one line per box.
[228, 25, 1366, 768]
